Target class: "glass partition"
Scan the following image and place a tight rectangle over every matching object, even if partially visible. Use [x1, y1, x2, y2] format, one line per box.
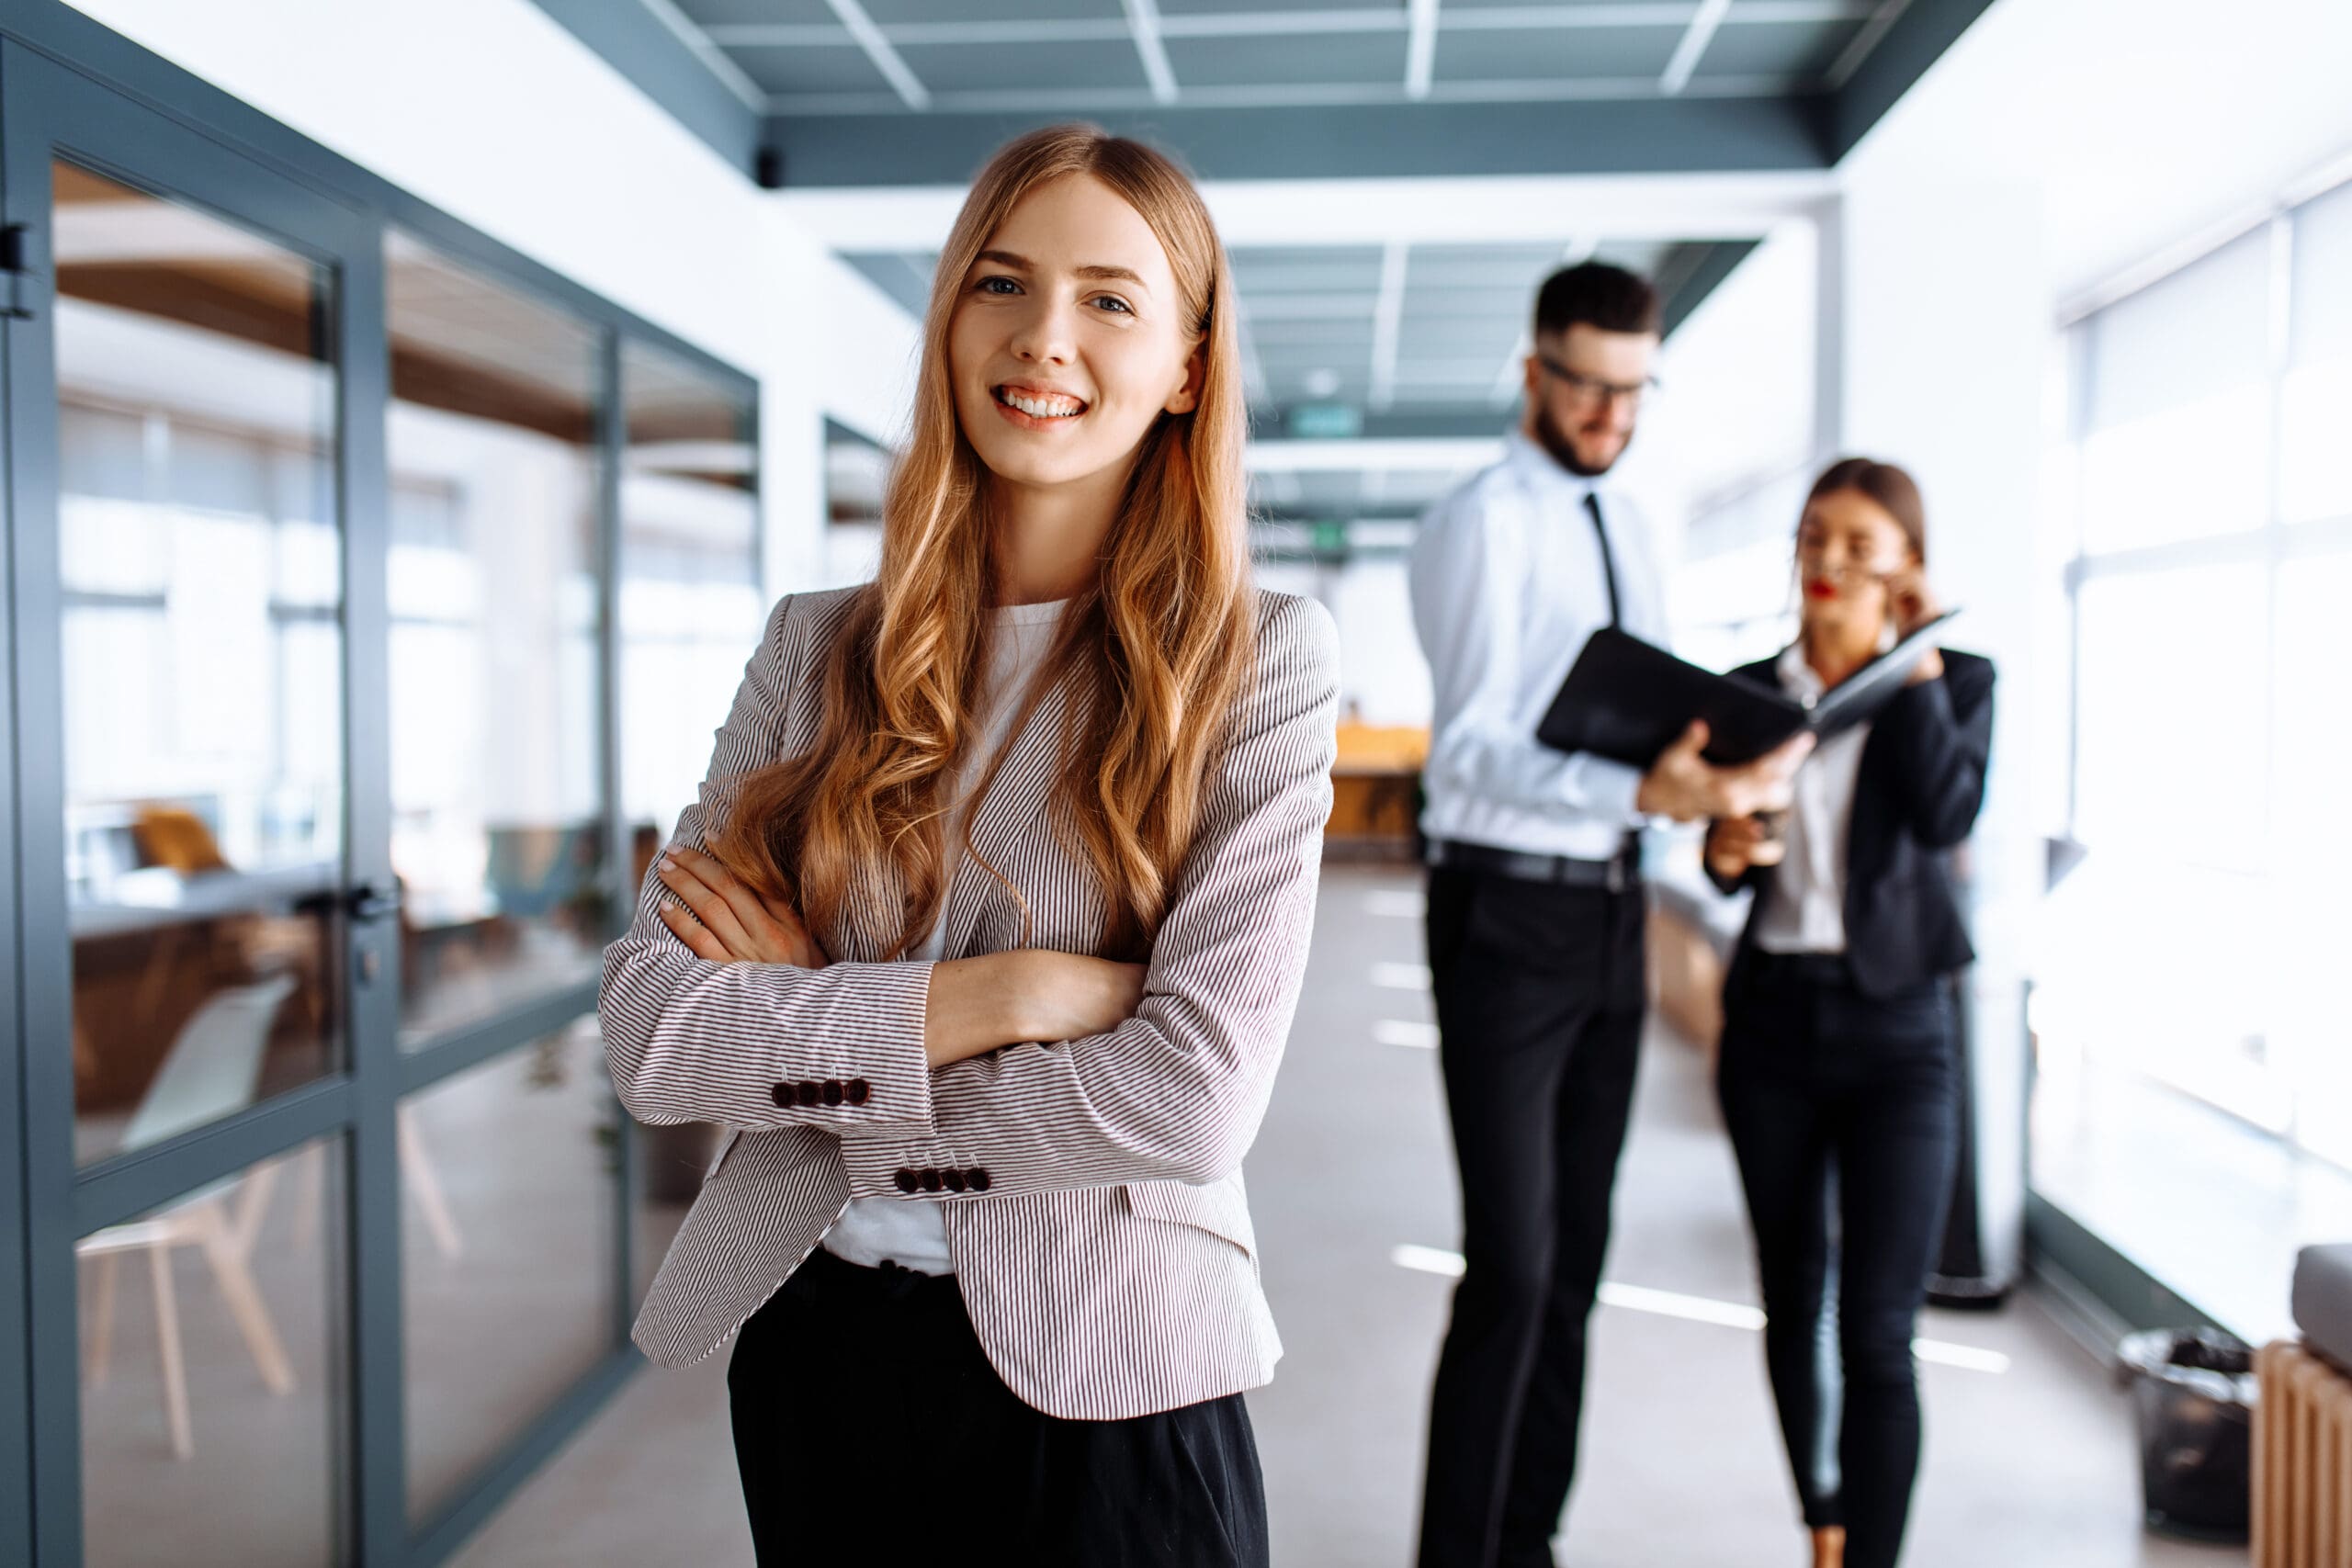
[51, 162, 345, 1167]
[383, 231, 608, 1048]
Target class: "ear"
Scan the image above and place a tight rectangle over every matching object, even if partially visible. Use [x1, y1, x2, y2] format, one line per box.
[1165, 344, 1207, 415]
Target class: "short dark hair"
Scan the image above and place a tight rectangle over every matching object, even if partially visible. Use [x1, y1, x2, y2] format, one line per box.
[1803, 457, 1928, 563]
[1533, 262, 1661, 339]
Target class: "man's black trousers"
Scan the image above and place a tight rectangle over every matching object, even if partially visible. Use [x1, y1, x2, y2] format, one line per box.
[1416, 867, 1646, 1568]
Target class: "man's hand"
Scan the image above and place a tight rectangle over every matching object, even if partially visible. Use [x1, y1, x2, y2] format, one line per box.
[1704, 815, 1787, 882]
[1635, 721, 1814, 824]
[655, 845, 827, 967]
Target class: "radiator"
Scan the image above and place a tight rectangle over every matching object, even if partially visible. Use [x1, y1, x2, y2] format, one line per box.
[2256, 1339, 2352, 1566]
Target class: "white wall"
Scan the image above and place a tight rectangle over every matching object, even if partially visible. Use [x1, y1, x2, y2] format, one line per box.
[1853, 0, 2352, 308]
[65, 0, 921, 600]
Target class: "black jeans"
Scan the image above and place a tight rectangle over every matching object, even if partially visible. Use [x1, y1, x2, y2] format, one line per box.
[1715, 954, 1960, 1568]
[729, 1248, 1270, 1568]
[1418, 869, 1646, 1568]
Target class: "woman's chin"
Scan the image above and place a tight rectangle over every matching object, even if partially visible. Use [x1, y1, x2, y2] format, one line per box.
[971, 442, 1115, 495]
[1803, 606, 1875, 639]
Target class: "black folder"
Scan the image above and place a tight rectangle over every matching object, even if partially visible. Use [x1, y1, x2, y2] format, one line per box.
[1534, 613, 1959, 769]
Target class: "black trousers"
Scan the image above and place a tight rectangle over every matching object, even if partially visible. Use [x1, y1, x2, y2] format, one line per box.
[1715, 955, 1960, 1568]
[729, 1247, 1269, 1568]
[1418, 868, 1646, 1568]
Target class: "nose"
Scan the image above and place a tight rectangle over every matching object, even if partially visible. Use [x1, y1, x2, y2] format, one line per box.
[1009, 292, 1078, 367]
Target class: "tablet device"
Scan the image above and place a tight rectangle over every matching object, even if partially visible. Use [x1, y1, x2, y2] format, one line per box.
[1534, 613, 1959, 769]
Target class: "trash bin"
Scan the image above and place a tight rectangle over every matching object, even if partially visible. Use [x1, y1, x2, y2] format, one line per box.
[2117, 1327, 2256, 1541]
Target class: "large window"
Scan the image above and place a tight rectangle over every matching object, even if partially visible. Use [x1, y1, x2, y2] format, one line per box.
[2042, 177, 2352, 1169]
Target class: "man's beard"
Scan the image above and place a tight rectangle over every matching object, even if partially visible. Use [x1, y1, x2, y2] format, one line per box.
[1532, 400, 1622, 479]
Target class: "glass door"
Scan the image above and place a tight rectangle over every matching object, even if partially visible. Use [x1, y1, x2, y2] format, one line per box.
[3, 42, 390, 1568]
[2, 28, 760, 1564]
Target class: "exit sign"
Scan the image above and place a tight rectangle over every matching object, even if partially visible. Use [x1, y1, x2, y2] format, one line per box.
[1287, 403, 1362, 439]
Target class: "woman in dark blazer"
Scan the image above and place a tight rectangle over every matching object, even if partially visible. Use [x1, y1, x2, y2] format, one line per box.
[1703, 457, 1994, 1568]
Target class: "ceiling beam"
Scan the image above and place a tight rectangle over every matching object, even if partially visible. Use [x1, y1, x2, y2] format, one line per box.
[785, 172, 1826, 254]
[1658, 237, 1760, 333]
[1404, 0, 1442, 101]
[525, 0, 1990, 193]
[1367, 242, 1409, 412]
[1120, 0, 1182, 107]
[767, 96, 1826, 187]
[526, 0, 762, 175]
[1660, 0, 1733, 96]
[822, 0, 931, 112]
[1249, 435, 1505, 472]
[1818, 0, 2000, 158]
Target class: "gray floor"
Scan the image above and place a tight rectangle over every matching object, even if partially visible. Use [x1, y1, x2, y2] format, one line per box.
[452, 865, 2246, 1567]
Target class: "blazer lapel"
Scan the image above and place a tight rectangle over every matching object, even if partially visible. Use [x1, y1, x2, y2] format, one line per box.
[935, 671, 1068, 959]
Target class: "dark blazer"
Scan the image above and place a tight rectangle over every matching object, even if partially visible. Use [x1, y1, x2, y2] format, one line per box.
[1709, 649, 1996, 999]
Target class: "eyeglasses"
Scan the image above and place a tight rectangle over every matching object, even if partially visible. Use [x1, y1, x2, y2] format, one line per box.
[1794, 531, 1907, 575]
[1533, 351, 1659, 408]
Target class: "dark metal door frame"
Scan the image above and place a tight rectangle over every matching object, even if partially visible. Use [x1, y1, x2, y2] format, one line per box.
[2, 40, 385, 1566]
[0, 6, 762, 1562]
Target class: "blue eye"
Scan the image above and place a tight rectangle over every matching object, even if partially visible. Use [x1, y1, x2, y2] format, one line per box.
[1091, 295, 1134, 315]
[976, 276, 1020, 295]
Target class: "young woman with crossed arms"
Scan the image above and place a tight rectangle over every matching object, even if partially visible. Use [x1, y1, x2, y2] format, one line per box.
[600, 126, 1338, 1565]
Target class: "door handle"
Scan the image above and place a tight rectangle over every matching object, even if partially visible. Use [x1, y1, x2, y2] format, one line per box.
[345, 882, 402, 923]
[292, 882, 402, 924]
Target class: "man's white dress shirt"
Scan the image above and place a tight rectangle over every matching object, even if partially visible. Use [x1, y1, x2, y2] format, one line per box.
[1408, 429, 1667, 861]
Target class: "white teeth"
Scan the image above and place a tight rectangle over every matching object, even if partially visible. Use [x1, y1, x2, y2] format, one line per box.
[1001, 389, 1082, 418]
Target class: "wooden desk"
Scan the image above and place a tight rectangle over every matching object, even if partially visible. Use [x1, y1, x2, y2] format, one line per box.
[1328, 724, 1428, 861]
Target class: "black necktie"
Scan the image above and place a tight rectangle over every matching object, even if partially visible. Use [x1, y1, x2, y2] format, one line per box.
[1584, 491, 1621, 628]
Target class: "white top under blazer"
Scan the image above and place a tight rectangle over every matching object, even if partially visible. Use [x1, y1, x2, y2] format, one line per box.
[823, 595, 1068, 1276]
[602, 584, 1340, 1420]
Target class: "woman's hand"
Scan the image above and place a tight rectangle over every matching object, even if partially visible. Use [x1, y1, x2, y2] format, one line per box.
[1013, 950, 1148, 1043]
[1883, 565, 1947, 684]
[922, 950, 1147, 1069]
[655, 845, 826, 967]
[1705, 815, 1787, 882]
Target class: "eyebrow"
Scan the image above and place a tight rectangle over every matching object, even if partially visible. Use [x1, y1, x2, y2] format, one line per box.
[976, 249, 1152, 290]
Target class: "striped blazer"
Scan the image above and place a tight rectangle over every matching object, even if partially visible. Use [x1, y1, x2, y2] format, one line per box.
[602, 583, 1339, 1420]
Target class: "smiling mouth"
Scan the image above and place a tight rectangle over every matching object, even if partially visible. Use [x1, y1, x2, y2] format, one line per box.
[993, 385, 1088, 420]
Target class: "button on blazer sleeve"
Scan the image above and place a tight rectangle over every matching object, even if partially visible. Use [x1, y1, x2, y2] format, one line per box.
[599, 593, 939, 1135]
[836, 592, 1340, 1198]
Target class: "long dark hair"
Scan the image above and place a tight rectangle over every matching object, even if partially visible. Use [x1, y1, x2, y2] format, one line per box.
[1802, 457, 1927, 561]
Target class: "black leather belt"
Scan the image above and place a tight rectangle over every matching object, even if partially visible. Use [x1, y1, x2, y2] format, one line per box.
[1425, 836, 1641, 893]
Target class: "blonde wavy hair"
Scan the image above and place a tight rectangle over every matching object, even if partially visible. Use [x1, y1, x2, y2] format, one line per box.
[711, 124, 1256, 962]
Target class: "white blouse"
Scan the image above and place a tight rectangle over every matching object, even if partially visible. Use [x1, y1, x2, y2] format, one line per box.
[820, 597, 1068, 1275]
[1751, 639, 1874, 956]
